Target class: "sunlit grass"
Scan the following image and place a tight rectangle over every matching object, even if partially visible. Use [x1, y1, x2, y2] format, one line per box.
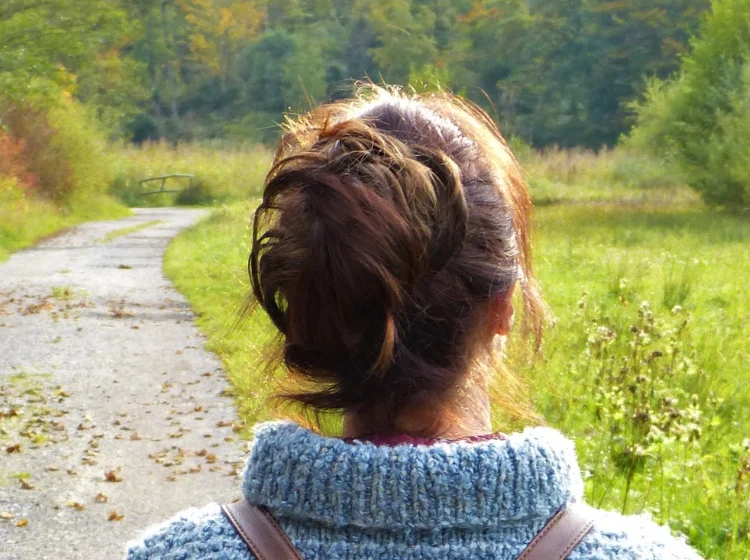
[111, 142, 273, 206]
[518, 146, 698, 206]
[165, 199, 749, 559]
[0, 179, 130, 262]
[97, 220, 163, 244]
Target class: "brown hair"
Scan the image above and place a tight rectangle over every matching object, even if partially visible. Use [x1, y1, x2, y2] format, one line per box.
[249, 86, 544, 434]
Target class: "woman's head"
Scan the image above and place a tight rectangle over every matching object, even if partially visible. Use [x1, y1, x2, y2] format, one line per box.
[250, 87, 543, 435]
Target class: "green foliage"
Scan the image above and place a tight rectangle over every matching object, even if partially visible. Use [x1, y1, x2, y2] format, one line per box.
[0, 0, 143, 131]
[14, 0, 693, 147]
[629, 0, 750, 209]
[454, 0, 708, 147]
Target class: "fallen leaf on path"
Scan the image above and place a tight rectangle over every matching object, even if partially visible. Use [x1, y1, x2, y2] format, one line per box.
[16, 519, 28, 527]
[94, 493, 108, 503]
[104, 470, 123, 482]
[6, 443, 21, 453]
[67, 501, 85, 511]
[108, 510, 124, 521]
[205, 454, 217, 464]
[67, 469, 78, 476]
[47, 465, 59, 472]
[130, 433, 141, 441]
[19, 479, 34, 490]
[189, 465, 202, 473]
[0, 512, 13, 520]
[117, 265, 132, 270]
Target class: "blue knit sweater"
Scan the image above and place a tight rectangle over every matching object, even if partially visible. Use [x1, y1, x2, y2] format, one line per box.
[126, 421, 703, 559]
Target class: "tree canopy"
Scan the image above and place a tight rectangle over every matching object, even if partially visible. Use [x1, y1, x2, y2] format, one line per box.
[1, 0, 710, 147]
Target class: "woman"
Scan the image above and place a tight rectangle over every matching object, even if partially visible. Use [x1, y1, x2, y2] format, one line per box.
[126, 88, 702, 559]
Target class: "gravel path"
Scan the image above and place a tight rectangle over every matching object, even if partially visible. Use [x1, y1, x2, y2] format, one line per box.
[0, 209, 245, 559]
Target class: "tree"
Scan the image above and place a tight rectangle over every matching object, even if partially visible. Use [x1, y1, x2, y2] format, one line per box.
[629, 0, 750, 207]
[0, 0, 130, 101]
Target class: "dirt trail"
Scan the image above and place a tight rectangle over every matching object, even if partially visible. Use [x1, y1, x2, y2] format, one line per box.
[0, 209, 245, 560]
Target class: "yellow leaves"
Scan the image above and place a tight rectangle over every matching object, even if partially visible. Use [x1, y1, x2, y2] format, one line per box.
[108, 510, 124, 522]
[104, 469, 123, 482]
[16, 519, 28, 527]
[67, 501, 85, 511]
[175, 0, 266, 77]
[95, 493, 109, 503]
[19, 479, 34, 490]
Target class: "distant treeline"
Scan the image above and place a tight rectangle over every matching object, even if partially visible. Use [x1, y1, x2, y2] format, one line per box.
[0, 0, 709, 147]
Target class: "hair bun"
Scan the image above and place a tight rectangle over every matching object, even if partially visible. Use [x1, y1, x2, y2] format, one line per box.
[249, 89, 542, 434]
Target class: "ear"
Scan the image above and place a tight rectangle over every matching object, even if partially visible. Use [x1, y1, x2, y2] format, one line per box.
[491, 282, 516, 337]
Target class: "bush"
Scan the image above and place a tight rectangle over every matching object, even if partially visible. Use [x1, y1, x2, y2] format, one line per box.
[0, 93, 116, 204]
[628, 0, 750, 210]
[0, 89, 128, 259]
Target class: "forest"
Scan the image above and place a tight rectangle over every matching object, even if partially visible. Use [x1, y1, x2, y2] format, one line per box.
[0, 0, 711, 148]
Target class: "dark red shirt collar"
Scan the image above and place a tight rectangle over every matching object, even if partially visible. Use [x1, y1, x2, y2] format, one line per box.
[342, 432, 506, 447]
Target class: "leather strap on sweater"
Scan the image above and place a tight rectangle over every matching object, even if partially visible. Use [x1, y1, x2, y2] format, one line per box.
[223, 499, 594, 560]
[517, 504, 595, 560]
[221, 500, 303, 560]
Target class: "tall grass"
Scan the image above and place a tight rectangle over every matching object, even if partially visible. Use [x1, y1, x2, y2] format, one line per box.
[513, 143, 698, 206]
[111, 142, 273, 206]
[523, 205, 750, 558]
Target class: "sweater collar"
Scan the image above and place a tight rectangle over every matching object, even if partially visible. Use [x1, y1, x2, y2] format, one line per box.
[242, 421, 583, 530]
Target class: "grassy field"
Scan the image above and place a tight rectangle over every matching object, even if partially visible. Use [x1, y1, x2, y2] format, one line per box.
[110, 142, 273, 206]
[0, 189, 130, 263]
[162, 150, 749, 558]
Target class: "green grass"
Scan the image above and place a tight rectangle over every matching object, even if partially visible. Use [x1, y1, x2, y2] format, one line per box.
[97, 220, 163, 244]
[164, 199, 749, 559]
[524, 204, 749, 558]
[110, 142, 273, 206]
[163, 203, 277, 429]
[0, 192, 130, 263]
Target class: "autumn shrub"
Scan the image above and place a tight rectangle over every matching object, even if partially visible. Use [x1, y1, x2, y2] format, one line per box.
[0, 93, 128, 260]
[0, 95, 117, 204]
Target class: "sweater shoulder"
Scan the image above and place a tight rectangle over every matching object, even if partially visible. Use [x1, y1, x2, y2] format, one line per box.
[571, 506, 703, 560]
[125, 503, 254, 560]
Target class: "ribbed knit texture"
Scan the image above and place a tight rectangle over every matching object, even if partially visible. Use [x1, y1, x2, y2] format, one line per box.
[126, 421, 703, 559]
